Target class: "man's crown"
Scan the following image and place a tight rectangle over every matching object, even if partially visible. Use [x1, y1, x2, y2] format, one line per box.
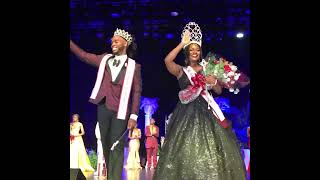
[181, 22, 202, 49]
[113, 28, 133, 45]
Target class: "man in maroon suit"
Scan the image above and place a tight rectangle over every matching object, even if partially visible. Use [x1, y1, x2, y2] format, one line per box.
[70, 28, 142, 180]
[145, 118, 159, 169]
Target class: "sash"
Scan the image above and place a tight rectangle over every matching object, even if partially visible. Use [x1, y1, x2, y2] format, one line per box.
[182, 66, 226, 122]
[90, 54, 113, 99]
[117, 58, 136, 120]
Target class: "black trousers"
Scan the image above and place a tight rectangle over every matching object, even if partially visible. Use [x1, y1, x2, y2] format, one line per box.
[97, 101, 128, 180]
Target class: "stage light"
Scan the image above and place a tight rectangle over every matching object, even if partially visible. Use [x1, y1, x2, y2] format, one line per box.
[236, 32, 244, 38]
[111, 13, 120, 18]
[170, 11, 178, 16]
[166, 33, 174, 39]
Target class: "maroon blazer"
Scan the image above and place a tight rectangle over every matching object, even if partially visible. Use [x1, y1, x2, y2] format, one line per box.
[145, 125, 159, 148]
[70, 40, 142, 117]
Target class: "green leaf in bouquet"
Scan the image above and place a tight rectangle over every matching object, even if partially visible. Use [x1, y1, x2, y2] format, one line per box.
[219, 60, 224, 67]
[204, 62, 215, 75]
[210, 56, 216, 62]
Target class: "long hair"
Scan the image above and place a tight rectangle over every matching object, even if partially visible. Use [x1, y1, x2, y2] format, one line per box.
[183, 43, 203, 66]
[126, 35, 138, 59]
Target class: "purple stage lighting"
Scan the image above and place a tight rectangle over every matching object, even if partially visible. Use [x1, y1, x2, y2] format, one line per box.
[170, 11, 178, 16]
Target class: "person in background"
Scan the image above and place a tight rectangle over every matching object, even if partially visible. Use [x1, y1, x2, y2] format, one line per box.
[145, 118, 159, 169]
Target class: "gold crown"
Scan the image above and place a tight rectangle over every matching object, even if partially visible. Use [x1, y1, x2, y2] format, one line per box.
[181, 22, 202, 49]
[113, 28, 133, 45]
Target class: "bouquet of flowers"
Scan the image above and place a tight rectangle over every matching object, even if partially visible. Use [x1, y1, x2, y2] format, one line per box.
[202, 52, 250, 94]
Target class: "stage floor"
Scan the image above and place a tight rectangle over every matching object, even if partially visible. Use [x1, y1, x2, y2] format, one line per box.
[89, 148, 249, 179]
[91, 168, 249, 180]
[92, 168, 155, 180]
